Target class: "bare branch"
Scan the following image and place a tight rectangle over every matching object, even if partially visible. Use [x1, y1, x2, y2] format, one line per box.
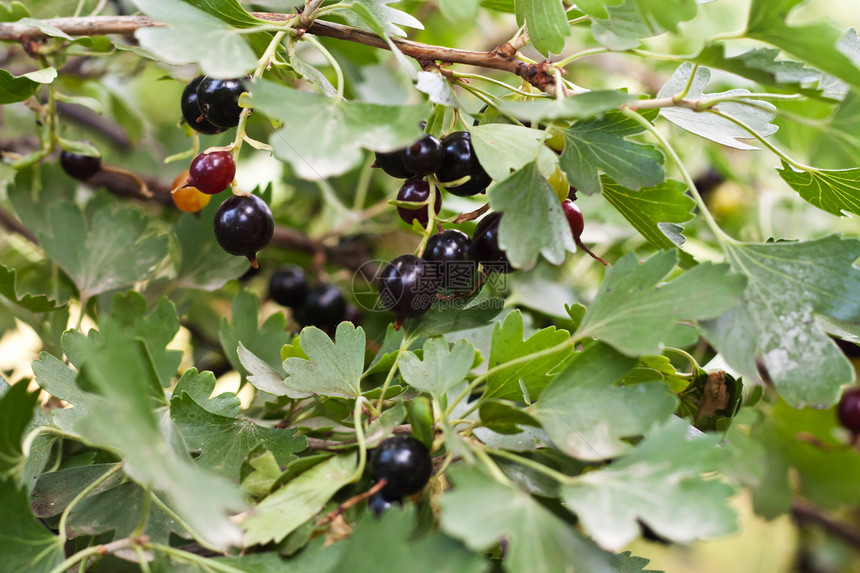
[792, 498, 860, 549]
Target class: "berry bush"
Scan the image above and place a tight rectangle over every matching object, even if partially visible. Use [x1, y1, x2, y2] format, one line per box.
[0, 1, 859, 572]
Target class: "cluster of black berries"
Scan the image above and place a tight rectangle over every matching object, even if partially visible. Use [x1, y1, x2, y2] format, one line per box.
[377, 212, 511, 323]
[376, 131, 492, 227]
[180, 75, 246, 134]
[269, 264, 356, 332]
[368, 436, 432, 516]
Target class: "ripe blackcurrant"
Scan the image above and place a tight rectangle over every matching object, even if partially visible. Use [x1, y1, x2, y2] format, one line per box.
[435, 131, 491, 197]
[196, 77, 246, 129]
[374, 148, 412, 179]
[171, 170, 211, 213]
[471, 212, 512, 274]
[370, 435, 432, 500]
[213, 194, 273, 267]
[268, 265, 308, 308]
[60, 150, 101, 181]
[423, 230, 476, 291]
[378, 255, 439, 318]
[294, 283, 347, 332]
[838, 387, 860, 434]
[396, 178, 442, 227]
[180, 76, 223, 135]
[561, 199, 584, 242]
[188, 151, 235, 195]
[402, 134, 443, 176]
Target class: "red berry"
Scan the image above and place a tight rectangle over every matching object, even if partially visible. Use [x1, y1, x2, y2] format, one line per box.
[188, 151, 235, 195]
[838, 388, 860, 434]
[562, 199, 584, 241]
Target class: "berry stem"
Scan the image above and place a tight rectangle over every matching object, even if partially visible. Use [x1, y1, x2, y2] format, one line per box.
[485, 446, 578, 485]
[375, 336, 410, 414]
[349, 396, 370, 483]
[414, 179, 439, 258]
[301, 33, 346, 100]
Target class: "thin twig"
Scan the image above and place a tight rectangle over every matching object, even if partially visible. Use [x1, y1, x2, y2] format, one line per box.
[316, 479, 386, 526]
[791, 498, 860, 550]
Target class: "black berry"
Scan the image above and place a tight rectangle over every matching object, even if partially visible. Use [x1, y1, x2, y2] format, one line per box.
[295, 283, 348, 332]
[374, 148, 411, 179]
[213, 194, 273, 267]
[402, 135, 443, 176]
[196, 77, 246, 129]
[370, 436, 432, 500]
[269, 265, 309, 308]
[423, 230, 476, 291]
[180, 76, 223, 135]
[368, 492, 400, 517]
[189, 151, 236, 195]
[838, 388, 860, 434]
[60, 150, 101, 181]
[396, 178, 442, 227]
[471, 212, 512, 274]
[561, 199, 584, 242]
[435, 131, 491, 197]
[378, 255, 438, 318]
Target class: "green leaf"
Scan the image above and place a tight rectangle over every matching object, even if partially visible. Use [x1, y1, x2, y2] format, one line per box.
[108, 292, 182, 388]
[173, 368, 240, 417]
[703, 236, 860, 407]
[338, 0, 424, 37]
[182, 0, 262, 27]
[489, 162, 575, 269]
[561, 418, 736, 550]
[282, 323, 366, 399]
[244, 80, 428, 180]
[0, 380, 39, 480]
[69, 324, 247, 549]
[746, 0, 860, 92]
[31, 464, 123, 518]
[497, 91, 638, 123]
[576, 250, 746, 356]
[0, 2, 29, 21]
[692, 44, 826, 100]
[479, 399, 541, 433]
[601, 178, 697, 268]
[515, 0, 571, 56]
[32, 351, 108, 432]
[404, 290, 504, 338]
[590, 0, 663, 51]
[171, 391, 306, 481]
[559, 110, 665, 195]
[326, 507, 490, 573]
[470, 124, 558, 182]
[219, 290, 291, 380]
[37, 202, 168, 301]
[0, 67, 56, 104]
[485, 310, 572, 401]
[777, 161, 860, 217]
[130, 0, 258, 77]
[399, 337, 476, 399]
[657, 64, 777, 150]
[0, 264, 65, 313]
[242, 453, 357, 546]
[633, 0, 697, 34]
[440, 466, 629, 573]
[0, 478, 63, 572]
[531, 342, 676, 460]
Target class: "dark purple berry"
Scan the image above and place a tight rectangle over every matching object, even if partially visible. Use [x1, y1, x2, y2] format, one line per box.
[374, 148, 412, 179]
[561, 199, 584, 241]
[396, 178, 442, 227]
[423, 230, 476, 291]
[269, 265, 308, 308]
[471, 212, 512, 274]
[377, 255, 439, 318]
[370, 436, 432, 500]
[295, 283, 347, 332]
[180, 76, 223, 135]
[188, 151, 235, 195]
[213, 194, 273, 267]
[838, 388, 860, 434]
[60, 150, 101, 181]
[402, 135, 443, 176]
[436, 131, 491, 197]
[196, 77, 246, 129]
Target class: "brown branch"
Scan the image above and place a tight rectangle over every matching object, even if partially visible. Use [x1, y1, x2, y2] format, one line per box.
[0, 14, 559, 93]
[0, 205, 38, 244]
[316, 479, 386, 527]
[791, 498, 860, 550]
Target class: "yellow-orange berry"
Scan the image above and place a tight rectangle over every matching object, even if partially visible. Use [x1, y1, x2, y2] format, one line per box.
[171, 170, 211, 213]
